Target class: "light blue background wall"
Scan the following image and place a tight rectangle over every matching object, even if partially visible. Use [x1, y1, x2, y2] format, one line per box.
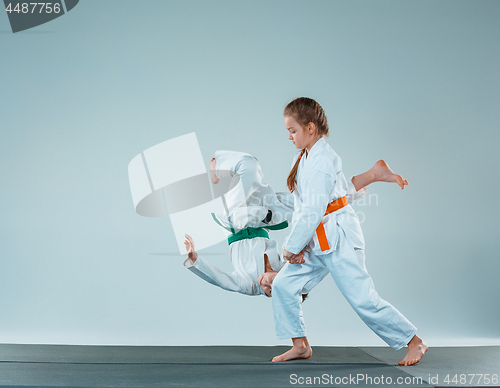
[1, 0, 499, 346]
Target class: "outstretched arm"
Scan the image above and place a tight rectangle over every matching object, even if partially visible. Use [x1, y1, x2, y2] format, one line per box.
[184, 234, 198, 265]
[351, 160, 408, 192]
[183, 234, 254, 295]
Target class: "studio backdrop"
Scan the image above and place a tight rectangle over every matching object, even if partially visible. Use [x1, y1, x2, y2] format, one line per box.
[1, 0, 499, 346]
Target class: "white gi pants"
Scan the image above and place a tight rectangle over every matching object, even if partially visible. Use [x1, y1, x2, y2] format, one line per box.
[272, 227, 417, 350]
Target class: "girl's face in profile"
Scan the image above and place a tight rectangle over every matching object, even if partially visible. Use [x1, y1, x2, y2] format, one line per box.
[285, 115, 309, 150]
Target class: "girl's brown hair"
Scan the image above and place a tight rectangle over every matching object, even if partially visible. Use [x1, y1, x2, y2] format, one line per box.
[285, 97, 329, 192]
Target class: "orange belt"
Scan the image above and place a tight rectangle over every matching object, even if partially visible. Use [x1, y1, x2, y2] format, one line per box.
[316, 196, 348, 251]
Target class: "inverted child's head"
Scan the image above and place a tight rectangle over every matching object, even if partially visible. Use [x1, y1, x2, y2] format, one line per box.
[258, 271, 308, 302]
[258, 271, 277, 297]
[284, 97, 329, 145]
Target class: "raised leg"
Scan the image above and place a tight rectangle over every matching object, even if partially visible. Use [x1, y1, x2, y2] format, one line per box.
[351, 160, 408, 191]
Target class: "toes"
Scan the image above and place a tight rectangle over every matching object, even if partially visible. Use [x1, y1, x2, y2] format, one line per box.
[395, 175, 404, 189]
[399, 356, 415, 366]
[272, 355, 286, 362]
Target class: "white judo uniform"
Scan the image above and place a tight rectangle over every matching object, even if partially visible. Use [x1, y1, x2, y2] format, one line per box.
[184, 150, 366, 296]
[272, 138, 417, 350]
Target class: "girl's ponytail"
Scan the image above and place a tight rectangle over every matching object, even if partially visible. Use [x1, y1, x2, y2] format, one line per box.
[287, 148, 306, 192]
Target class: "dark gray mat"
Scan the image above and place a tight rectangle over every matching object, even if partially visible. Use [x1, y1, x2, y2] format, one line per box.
[2, 345, 498, 387]
[0, 363, 431, 387]
[360, 346, 500, 387]
[0, 345, 381, 364]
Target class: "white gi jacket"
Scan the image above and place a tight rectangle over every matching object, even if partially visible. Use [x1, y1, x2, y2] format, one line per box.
[284, 138, 365, 256]
[184, 150, 366, 296]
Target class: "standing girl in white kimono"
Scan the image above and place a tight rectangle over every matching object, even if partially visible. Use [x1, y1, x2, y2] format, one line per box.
[183, 151, 409, 298]
[271, 97, 428, 366]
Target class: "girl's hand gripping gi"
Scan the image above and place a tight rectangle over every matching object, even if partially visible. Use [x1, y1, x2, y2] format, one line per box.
[283, 247, 306, 264]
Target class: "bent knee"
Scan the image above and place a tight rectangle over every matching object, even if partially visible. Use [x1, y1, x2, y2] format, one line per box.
[272, 276, 301, 299]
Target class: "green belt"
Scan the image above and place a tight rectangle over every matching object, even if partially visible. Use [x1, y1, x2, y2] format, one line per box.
[211, 213, 289, 246]
[228, 227, 270, 245]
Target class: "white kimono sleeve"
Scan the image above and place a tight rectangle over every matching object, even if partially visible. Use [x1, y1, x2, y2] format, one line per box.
[183, 256, 253, 295]
[346, 176, 367, 203]
[278, 177, 365, 209]
[215, 152, 261, 204]
[275, 191, 295, 210]
[284, 170, 335, 255]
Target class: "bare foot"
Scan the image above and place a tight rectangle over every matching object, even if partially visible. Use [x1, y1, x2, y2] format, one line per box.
[398, 335, 428, 366]
[272, 338, 312, 362]
[372, 160, 408, 189]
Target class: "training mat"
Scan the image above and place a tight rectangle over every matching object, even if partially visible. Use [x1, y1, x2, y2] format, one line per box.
[0, 344, 381, 364]
[360, 346, 500, 387]
[0, 362, 431, 388]
[1, 345, 498, 387]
